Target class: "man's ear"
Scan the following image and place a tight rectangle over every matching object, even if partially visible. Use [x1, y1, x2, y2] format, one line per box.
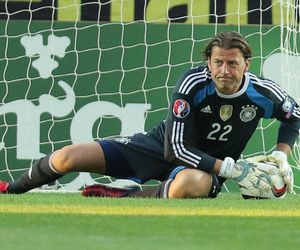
[207, 57, 212, 70]
[244, 58, 251, 72]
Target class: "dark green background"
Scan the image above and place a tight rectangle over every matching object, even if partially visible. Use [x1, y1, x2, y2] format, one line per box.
[1, 21, 297, 191]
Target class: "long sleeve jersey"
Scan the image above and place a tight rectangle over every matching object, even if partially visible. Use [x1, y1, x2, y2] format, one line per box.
[161, 66, 300, 173]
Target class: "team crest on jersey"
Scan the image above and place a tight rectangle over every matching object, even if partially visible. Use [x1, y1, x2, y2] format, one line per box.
[219, 105, 233, 121]
[240, 105, 257, 122]
[173, 99, 190, 118]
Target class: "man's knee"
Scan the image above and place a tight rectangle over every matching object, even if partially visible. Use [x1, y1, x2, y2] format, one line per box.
[51, 145, 75, 173]
[168, 169, 220, 199]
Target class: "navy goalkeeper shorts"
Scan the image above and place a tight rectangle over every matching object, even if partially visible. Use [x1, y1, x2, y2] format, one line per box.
[97, 133, 176, 184]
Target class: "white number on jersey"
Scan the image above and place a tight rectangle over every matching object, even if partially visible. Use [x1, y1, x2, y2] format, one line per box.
[207, 123, 232, 141]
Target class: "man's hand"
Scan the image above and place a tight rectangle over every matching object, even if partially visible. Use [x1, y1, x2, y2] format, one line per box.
[266, 151, 294, 193]
[219, 157, 274, 196]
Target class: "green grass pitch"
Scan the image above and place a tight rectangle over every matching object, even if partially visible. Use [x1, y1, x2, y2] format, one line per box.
[0, 193, 300, 250]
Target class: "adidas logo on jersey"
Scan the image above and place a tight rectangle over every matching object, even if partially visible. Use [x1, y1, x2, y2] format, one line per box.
[200, 105, 212, 113]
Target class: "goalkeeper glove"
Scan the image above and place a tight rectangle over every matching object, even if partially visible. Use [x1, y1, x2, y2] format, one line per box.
[218, 157, 273, 196]
[266, 151, 294, 194]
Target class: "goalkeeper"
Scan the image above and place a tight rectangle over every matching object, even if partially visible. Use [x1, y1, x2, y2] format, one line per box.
[1, 31, 300, 199]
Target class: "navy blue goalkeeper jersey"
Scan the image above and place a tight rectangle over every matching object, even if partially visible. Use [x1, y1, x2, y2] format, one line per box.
[146, 66, 300, 173]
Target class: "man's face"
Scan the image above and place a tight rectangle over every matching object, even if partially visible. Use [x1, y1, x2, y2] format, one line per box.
[208, 46, 250, 95]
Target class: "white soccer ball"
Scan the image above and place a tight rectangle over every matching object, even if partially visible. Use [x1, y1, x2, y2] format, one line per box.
[240, 162, 287, 199]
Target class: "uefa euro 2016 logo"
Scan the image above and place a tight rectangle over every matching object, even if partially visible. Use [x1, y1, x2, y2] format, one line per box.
[173, 99, 190, 118]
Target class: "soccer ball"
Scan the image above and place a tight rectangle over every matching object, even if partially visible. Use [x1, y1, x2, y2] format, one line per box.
[240, 162, 287, 199]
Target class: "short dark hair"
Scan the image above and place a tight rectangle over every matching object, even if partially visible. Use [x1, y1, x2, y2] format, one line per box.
[204, 31, 252, 60]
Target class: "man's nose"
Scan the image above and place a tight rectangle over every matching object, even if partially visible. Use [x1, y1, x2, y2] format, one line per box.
[221, 64, 229, 74]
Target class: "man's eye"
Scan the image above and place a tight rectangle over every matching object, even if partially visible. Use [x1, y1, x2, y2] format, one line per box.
[229, 61, 238, 67]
